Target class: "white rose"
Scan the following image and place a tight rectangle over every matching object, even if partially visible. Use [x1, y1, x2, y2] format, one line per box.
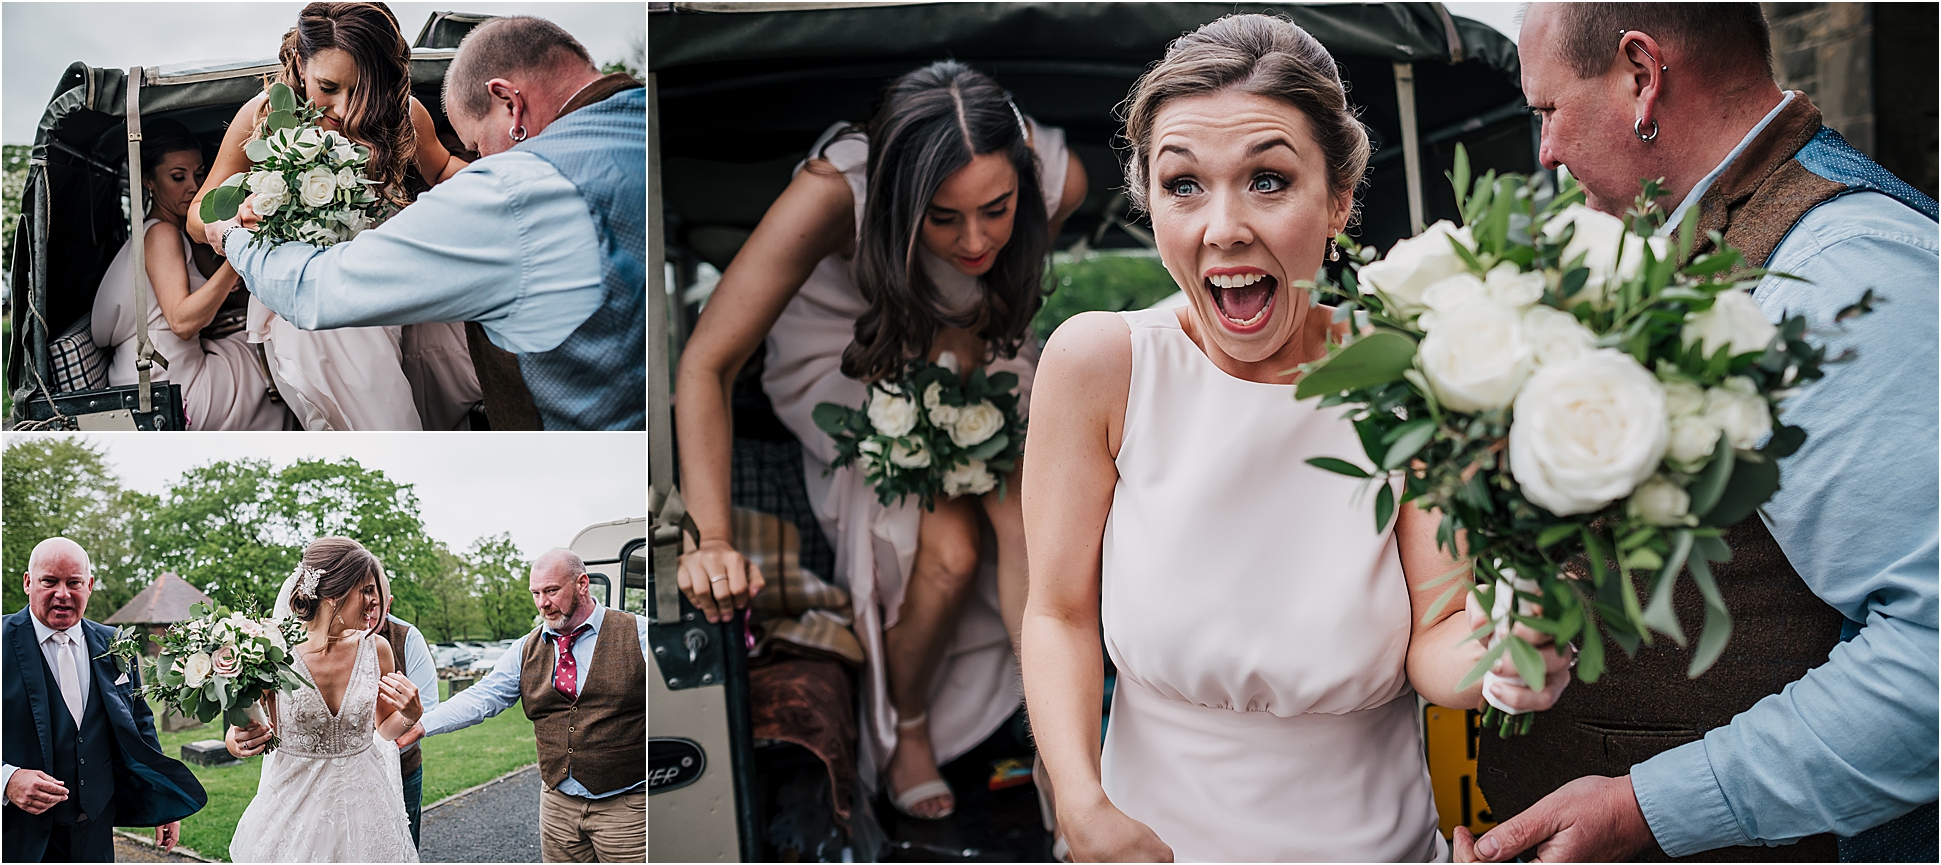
[182, 651, 213, 688]
[254, 187, 287, 216]
[1666, 414, 1724, 470]
[247, 170, 287, 197]
[889, 437, 932, 469]
[866, 389, 917, 437]
[263, 128, 299, 158]
[1627, 475, 1696, 526]
[1357, 220, 1474, 316]
[296, 220, 336, 246]
[1509, 349, 1670, 516]
[292, 126, 326, 162]
[1485, 263, 1547, 307]
[335, 166, 360, 191]
[949, 401, 1005, 448]
[1683, 289, 1778, 358]
[1544, 204, 1669, 305]
[1703, 377, 1772, 449]
[941, 458, 999, 498]
[298, 166, 337, 208]
[1417, 300, 1536, 413]
[1662, 380, 1706, 417]
[335, 209, 369, 236]
[1521, 305, 1598, 367]
[266, 623, 288, 652]
[1421, 272, 1488, 312]
[856, 439, 884, 474]
[923, 381, 959, 427]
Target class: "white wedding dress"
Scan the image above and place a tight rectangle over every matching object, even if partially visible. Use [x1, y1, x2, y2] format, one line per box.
[229, 633, 418, 863]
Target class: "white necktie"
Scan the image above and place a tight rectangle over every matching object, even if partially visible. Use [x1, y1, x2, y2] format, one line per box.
[51, 631, 84, 727]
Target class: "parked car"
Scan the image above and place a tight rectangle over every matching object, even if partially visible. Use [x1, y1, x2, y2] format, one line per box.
[467, 646, 508, 673]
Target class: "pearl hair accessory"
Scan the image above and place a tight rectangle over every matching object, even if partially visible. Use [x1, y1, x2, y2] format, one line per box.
[294, 564, 324, 599]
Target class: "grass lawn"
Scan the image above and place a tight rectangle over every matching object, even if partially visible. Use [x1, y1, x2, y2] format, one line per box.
[121, 681, 536, 861]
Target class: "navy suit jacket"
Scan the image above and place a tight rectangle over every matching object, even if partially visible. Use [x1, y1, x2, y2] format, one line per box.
[2, 609, 205, 861]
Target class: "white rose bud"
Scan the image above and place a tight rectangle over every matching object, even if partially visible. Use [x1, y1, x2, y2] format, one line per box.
[1666, 415, 1724, 470]
[1509, 349, 1669, 516]
[1543, 204, 1669, 306]
[1703, 377, 1772, 450]
[335, 166, 360, 191]
[1485, 263, 1547, 307]
[182, 651, 213, 688]
[949, 401, 1005, 448]
[293, 126, 326, 162]
[298, 165, 337, 207]
[1628, 475, 1696, 526]
[866, 389, 917, 437]
[1357, 220, 1474, 316]
[923, 381, 959, 427]
[1683, 289, 1778, 359]
[1417, 300, 1536, 413]
[1662, 380, 1706, 417]
[942, 458, 999, 498]
[1521, 305, 1598, 367]
[889, 437, 932, 469]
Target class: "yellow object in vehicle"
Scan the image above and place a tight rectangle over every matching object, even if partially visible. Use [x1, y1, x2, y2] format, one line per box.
[1423, 705, 1500, 839]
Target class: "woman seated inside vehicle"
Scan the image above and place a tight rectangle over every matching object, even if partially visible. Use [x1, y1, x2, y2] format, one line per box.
[91, 118, 291, 430]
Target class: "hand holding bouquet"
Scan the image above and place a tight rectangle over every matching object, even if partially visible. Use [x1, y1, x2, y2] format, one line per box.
[1296, 146, 1871, 735]
[102, 601, 313, 751]
[199, 82, 384, 249]
[814, 354, 1026, 509]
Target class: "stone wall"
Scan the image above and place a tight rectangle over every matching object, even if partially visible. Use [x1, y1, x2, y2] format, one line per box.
[1763, 3, 1938, 197]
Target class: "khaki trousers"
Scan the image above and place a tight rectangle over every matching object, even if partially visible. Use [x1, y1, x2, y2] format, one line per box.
[540, 785, 646, 863]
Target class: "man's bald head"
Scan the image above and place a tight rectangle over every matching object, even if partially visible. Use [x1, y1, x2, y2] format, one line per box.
[27, 537, 91, 577]
[529, 548, 592, 630]
[24, 537, 93, 629]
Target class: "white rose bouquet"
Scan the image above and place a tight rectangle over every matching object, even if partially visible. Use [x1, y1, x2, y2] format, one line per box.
[812, 356, 1026, 508]
[1298, 146, 1873, 736]
[100, 600, 312, 751]
[198, 82, 385, 249]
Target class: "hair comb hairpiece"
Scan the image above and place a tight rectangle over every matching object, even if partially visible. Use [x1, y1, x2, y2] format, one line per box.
[1006, 97, 1029, 143]
[294, 565, 324, 599]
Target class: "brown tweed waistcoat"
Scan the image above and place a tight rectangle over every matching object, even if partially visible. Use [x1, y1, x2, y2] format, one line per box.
[383, 618, 423, 777]
[1478, 96, 1849, 862]
[521, 609, 647, 795]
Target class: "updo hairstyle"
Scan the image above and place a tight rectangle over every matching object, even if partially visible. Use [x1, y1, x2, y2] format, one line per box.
[287, 536, 388, 630]
[1119, 14, 1371, 220]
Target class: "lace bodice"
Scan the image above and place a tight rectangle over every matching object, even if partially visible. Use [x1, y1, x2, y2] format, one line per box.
[282, 633, 380, 759]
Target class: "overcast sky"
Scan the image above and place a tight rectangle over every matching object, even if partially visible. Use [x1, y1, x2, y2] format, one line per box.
[1446, 2, 1522, 45]
[2, 1, 646, 145]
[59, 432, 644, 560]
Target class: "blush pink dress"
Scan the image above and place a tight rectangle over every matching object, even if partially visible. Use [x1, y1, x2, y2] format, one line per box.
[760, 119, 1068, 795]
[1099, 307, 1443, 861]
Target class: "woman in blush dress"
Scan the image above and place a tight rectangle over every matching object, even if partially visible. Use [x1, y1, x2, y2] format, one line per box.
[186, 1, 480, 430]
[1020, 15, 1572, 861]
[92, 119, 291, 431]
[675, 61, 1086, 819]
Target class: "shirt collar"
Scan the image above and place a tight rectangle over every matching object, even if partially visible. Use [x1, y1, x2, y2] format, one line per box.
[542, 600, 606, 641]
[1662, 91, 1796, 234]
[30, 610, 85, 648]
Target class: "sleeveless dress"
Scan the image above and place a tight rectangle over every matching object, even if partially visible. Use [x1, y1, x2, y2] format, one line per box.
[760, 119, 1069, 790]
[1099, 307, 1442, 862]
[90, 218, 290, 431]
[229, 634, 418, 863]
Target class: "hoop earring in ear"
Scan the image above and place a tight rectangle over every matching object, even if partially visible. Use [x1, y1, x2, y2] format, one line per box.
[1635, 117, 1659, 142]
[509, 126, 527, 142]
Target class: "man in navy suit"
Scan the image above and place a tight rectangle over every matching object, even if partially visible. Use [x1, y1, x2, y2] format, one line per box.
[3, 537, 205, 862]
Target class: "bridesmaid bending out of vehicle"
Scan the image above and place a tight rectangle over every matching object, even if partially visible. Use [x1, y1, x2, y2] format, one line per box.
[1020, 15, 1569, 861]
[185, 1, 479, 431]
[676, 61, 1085, 820]
[90, 118, 290, 431]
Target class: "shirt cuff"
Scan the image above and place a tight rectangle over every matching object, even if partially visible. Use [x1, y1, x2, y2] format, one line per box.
[1, 764, 14, 804]
[1631, 740, 1756, 856]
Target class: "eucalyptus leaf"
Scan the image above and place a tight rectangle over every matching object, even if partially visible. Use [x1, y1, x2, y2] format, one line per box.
[268, 81, 298, 112]
[199, 184, 248, 223]
[1381, 420, 1436, 470]
[1687, 441, 1737, 516]
[811, 403, 853, 436]
[1374, 482, 1396, 533]
[245, 137, 274, 162]
[1642, 530, 1694, 644]
[265, 110, 299, 132]
[1701, 450, 1780, 527]
[1686, 560, 1734, 678]
[1294, 331, 1417, 399]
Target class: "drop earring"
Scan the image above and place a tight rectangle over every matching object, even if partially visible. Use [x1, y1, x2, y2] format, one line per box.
[1327, 238, 1341, 262]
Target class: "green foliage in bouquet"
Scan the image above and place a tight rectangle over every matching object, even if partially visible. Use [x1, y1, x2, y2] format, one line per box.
[1295, 145, 1873, 735]
[103, 601, 313, 749]
[813, 359, 1026, 509]
[199, 82, 384, 249]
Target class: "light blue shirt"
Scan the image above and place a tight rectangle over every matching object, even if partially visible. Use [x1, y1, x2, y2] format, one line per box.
[418, 602, 648, 798]
[226, 150, 604, 355]
[1631, 147, 1940, 850]
[388, 614, 439, 759]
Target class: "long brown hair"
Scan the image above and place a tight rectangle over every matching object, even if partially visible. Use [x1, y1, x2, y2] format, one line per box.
[287, 536, 389, 636]
[837, 61, 1049, 384]
[271, 2, 415, 203]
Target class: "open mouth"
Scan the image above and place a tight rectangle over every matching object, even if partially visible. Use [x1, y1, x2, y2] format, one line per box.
[1207, 271, 1278, 332]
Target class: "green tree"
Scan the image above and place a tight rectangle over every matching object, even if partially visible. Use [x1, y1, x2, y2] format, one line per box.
[1031, 251, 1182, 341]
[139, 458, 448, 614]
[413, 546, 483, 642]
[3, 144, 28, 288]
[2, 439, 152, 620]
[469, 533, 533, 639]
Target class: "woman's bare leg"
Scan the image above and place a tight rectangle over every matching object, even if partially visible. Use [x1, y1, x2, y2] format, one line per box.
[883, 495, 982, 817]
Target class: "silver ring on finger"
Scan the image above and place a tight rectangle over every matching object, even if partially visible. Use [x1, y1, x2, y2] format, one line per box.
[709, 574, 730, 583]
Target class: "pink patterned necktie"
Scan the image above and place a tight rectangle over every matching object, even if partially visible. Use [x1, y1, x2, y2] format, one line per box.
[553, 625, 588, 701]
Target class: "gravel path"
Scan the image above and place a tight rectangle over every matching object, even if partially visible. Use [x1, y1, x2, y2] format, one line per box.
[419, 765, 543, 863]
[112, 831, 208, 863]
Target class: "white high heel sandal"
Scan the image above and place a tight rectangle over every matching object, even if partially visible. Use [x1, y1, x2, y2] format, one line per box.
[887, 713, 955, 819]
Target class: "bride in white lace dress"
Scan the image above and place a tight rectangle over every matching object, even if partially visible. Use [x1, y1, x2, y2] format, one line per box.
[225, 538, 423, 863]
